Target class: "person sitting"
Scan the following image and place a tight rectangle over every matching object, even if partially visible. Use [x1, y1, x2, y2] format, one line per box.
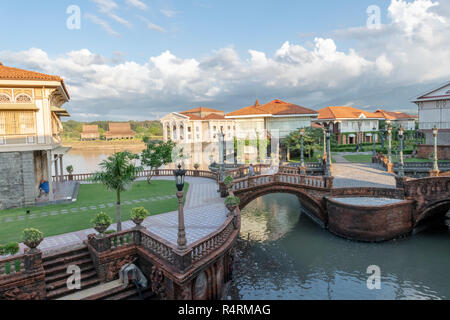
[39, 179, 49, 197]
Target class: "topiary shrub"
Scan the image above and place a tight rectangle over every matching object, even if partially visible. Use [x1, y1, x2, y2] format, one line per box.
[131, 207, 149, 228]
[91, 212, 113, 235]
[23, 228, 44, 251]
[0, 242, 19, 256]
[223, 175, 234, 186]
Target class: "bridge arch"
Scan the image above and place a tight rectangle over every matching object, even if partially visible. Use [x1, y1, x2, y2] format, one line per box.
[414, 199, 450, 230]
[236, 185, 327, 227]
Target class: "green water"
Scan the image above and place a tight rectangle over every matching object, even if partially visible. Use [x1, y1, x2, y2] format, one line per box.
[229, 193, 450, 300]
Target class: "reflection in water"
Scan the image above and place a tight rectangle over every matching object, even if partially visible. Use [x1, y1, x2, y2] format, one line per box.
[229, 193, 450, 300]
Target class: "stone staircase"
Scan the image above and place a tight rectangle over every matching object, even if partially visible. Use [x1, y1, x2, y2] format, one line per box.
[43, 246, 100, 300]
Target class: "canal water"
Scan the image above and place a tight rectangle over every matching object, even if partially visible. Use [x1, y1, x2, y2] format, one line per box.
[228, 193, 450, 300]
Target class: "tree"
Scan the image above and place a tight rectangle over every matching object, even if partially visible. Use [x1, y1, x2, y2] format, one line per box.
[90, 151, 143, 232]
[140, 137, 177, 184]
[283, 127, 323, 160]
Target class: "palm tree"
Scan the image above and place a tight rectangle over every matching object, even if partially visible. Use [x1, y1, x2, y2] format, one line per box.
[90, 151, 143, 232]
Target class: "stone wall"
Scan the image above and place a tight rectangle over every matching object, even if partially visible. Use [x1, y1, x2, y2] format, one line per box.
[326, 198, 415, 242]
[0, 151, 36, 210]
[418, 144, 450, 160]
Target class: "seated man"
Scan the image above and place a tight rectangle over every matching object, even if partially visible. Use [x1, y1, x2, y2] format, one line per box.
[39, 179, 50, 197]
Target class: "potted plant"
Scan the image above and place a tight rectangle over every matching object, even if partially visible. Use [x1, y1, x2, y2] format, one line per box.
[130, 207, 149, 229]
[22, 228, 44, 252]
[224, 175, 234, 187]
[193, 163, 200, 176]
[224, 195, 240, 214]
[0, 242, 19, 256]
[91, 212, 113, 237]
[66, 165, 74, 181]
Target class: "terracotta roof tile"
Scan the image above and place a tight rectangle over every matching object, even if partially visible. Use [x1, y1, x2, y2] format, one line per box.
[181, 106, 223, 114]
[374, 109, 417, 120]
[0, 62, 70, 99]
[317, 106, 381, 120]
[226, 99, 318, 117]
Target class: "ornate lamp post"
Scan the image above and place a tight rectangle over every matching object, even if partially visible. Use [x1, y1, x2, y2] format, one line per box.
[174, 164, 187, 250]
[398, 126, 405, 177]
[323, 126, 327, 161]
[300, 128, 306, 175]
[386, 120, 393, 173]
[372, 126, 377, 162]
[325, 127, 332, 177]
[431, 125, 440, 177]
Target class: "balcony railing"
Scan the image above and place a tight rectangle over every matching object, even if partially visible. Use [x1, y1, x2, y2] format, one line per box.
[419, 122, 450, 130]
[0, 134, 61, 147]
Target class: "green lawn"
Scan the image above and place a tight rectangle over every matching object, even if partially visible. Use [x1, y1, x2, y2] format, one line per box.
[0, 180, 188, 244]
[342, 154, 446, 163]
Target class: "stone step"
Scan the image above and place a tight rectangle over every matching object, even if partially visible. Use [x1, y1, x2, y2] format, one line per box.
[47, 276, 100, 300]
[42, 245, 88, 263]
[43, 251, 91, 269]
[45, 264, 95, 284]
[44, 257, 93, 277]
[46, 270, 98, 292]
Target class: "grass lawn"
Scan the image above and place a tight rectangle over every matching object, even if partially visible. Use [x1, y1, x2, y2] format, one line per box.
[342, 154, 446, 163]
[0, 180, 188, 244]
[289, 157, 336, 164]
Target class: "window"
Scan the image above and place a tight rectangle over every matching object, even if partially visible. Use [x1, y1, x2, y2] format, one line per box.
[188, 127, 192, 132]
[0, 111, 36, 135]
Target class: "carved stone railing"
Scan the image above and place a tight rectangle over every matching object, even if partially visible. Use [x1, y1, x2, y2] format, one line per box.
[53, 169, 218, 182]
[0, 255, 26, 278]
[230, 172, 332, 193]
[87, 229, 139, 253]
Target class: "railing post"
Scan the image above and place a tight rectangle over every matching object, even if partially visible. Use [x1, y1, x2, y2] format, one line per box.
[324, 176, 334, 189]
[24, 250, 43, 273]
[173, 251, 192, 272]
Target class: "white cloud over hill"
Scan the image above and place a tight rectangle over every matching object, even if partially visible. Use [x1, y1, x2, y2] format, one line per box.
[1, 0, 449, 120]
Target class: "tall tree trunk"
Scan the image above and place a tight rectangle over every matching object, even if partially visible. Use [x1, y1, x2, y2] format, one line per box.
[116, 190, 122, 232]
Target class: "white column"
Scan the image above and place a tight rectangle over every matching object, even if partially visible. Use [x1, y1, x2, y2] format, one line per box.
[163, 122, 168, 142]
[170, 123, 174, 141]
[47, 151, 54, 201]
[59, 155, 64, 182]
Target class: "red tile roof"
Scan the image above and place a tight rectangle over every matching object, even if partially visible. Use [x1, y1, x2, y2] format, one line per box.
[226, 99, 318, 117]
[374, 109, 418, 120]
[0, 62, 70, 99]
[181, 107, 223, 114]
[317, 106, 381, 120]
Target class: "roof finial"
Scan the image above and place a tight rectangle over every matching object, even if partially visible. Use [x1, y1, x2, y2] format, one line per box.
[254, 99, 260, 107]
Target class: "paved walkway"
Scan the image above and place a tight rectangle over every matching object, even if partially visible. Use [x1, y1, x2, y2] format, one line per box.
[333, 163, 396, 189]
[16, 177, 227, 255]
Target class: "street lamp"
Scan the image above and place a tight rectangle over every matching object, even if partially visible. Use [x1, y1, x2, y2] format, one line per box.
[386, 120, 393, 173]
[300, 128, 306, 175]
[431, 125, 439, 176]
[325, 128, 332, 177]
[398, 126, 405, 177]
[372, 126, 377, 158]
[174, 164, 187, 250]
[357, 120, 363, 152]
[323, 126, 327, 160]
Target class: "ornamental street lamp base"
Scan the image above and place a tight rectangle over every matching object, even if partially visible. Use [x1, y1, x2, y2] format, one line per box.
[430, 169, 440, 177]
[387, 163, 394, 173]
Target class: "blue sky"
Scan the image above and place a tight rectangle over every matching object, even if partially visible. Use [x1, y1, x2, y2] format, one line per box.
[1, 0, 449, 120]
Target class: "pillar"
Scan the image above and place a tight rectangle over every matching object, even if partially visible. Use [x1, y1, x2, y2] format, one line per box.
[47, 151, 54, 201]
[59, 155, 64, 182]
[163, 122, 168, 142]
[54, 155, 59, 184]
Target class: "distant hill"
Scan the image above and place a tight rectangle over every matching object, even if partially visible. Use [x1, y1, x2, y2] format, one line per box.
[62, 120, 163, 141]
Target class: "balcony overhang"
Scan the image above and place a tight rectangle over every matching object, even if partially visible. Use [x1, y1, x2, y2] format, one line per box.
[0, 103, 39, 111]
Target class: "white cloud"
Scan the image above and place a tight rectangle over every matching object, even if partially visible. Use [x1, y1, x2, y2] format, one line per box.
[1, 0, 449, 119]
[146, 22, 165, 33]
[91, 0, 131, 29]
[126, 0, 148, 11]
[84, 14, 120, 37]
[160, 9, 176, 18]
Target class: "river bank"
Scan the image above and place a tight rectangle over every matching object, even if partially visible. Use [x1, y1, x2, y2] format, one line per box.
[63, 139, 147, 151]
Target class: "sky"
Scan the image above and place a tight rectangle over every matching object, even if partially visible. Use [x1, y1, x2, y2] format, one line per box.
[1, 0, 450, 121]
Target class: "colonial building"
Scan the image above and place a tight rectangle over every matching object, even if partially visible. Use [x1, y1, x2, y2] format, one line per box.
[411, 82, 450, 159]
[225, 99, 318, 138]
[0, 62, 70, 209]
[315, 106, 383, 145]
[374, 109, 418, 131]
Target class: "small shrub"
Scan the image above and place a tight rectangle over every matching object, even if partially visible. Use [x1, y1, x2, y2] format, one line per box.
[131, 207, 150, 220]
[66, 165, 74, 174]
[23, 228, 43, 243]
[0, 242, 19, 256]
[225, 195, 241, 207]
[91, 212, 113, 227]
[194, 163, 200, 170]
[223, 175, 234, 186]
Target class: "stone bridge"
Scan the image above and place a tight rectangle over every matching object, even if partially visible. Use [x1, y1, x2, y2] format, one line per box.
[223, 170, 450, 241]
